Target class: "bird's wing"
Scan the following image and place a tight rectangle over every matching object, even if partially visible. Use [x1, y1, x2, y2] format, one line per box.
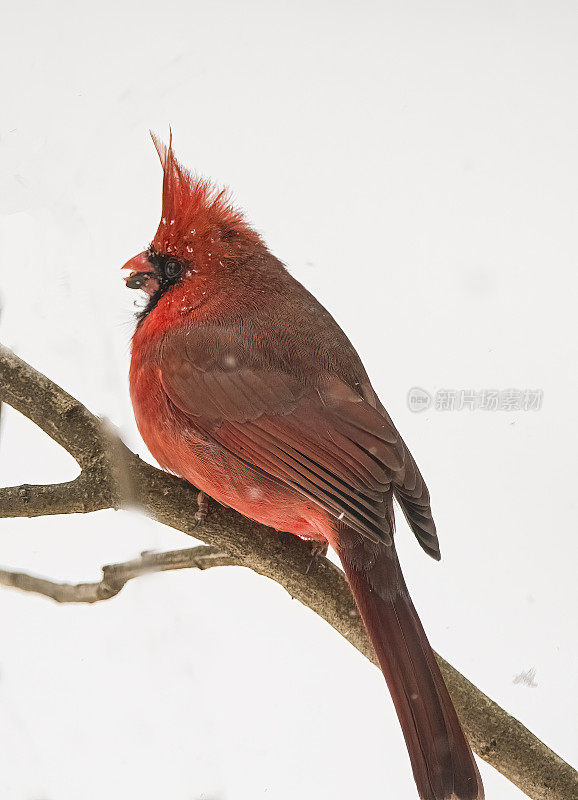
[159, 326, 438, 553]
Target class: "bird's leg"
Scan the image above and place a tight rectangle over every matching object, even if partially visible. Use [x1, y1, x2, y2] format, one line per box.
[194, 491, 209, 524]
[305, 540, 329, 574]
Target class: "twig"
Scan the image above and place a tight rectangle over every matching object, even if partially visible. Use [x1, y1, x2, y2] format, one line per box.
[0, 545, 232, 603]
[0, 344, 576, 800]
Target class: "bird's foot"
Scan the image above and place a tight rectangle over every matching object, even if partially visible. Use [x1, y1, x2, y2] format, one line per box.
[305, 540, 329, 574]
[194, 491, 209, 525]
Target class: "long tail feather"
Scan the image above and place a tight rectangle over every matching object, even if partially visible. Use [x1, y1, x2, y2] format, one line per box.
[335, 531, 483, 800]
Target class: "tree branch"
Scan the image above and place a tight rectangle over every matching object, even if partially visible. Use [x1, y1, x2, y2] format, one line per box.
[0, 475, 110, 517]
[0, 344, 576, 800]
[0, 545, 232, 602]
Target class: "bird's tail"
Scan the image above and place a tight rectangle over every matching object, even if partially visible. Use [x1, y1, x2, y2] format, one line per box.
[334, 532, 484, 800]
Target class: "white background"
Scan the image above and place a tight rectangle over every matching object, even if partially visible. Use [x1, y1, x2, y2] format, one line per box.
[1, 2, 577, 798]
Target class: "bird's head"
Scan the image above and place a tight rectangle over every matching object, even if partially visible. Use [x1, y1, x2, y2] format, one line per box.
[123, 133, 263, 323]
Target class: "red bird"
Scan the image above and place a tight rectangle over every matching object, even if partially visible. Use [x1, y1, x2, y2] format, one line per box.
[125, 136, 483, 800]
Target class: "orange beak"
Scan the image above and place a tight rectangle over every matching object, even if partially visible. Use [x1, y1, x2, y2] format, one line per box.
[122, 251, 158, 294]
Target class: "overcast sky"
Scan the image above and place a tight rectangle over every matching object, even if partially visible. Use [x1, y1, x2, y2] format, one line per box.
[1, 2, 577, 798]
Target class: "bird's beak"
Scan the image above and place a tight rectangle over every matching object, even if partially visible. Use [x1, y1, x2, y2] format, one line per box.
[122, 251, 159, 295]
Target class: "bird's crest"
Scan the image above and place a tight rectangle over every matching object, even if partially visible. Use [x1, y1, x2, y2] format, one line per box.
[149, 132, 259, 260]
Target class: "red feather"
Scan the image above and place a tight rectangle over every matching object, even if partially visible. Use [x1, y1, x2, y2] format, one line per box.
[149, 132, 261, 267]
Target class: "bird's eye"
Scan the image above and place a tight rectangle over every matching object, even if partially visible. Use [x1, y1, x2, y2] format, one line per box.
[164, 260, 183, 280]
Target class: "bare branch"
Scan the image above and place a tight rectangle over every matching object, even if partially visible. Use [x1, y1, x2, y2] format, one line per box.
[0, 346, 106, 469]
[0, 545, 232, 603]
[0, 474, 110, 517]
[0, 343, 576, 800]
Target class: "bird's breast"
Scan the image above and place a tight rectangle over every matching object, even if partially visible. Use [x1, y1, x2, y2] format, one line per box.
[128, 350, 329, 543]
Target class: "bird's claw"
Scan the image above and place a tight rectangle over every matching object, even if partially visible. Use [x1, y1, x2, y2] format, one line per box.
[193, 491, 209, 527]
[305, 540, 329, 574]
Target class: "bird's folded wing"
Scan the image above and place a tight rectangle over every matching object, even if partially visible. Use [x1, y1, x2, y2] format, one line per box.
[159, 327, 438, 553]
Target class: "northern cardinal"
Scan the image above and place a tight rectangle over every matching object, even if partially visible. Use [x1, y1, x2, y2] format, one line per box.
[124, 135, 484, 800]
